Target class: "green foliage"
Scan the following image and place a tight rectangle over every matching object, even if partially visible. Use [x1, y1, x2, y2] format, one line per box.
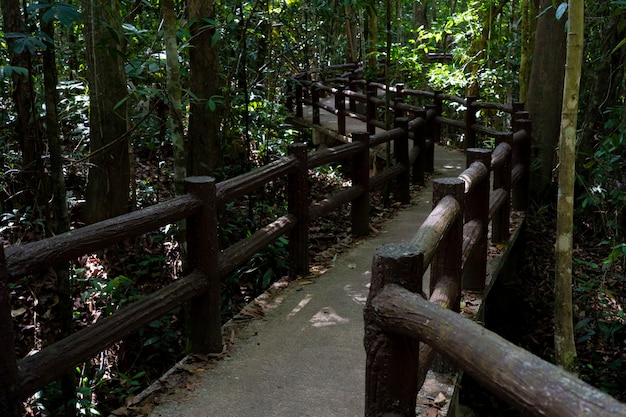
[578, 108, 626, 240]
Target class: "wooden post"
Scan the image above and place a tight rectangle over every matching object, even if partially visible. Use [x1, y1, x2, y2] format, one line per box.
[312, 84, 320, 125]
[351, 132, 370, 237]
[364, 243, 423, 417]
[286, 80, 294, 113]
[348, 76, 357, 112]
[0, 245, 20, 417]
[366, 82, 376, 135]
[335, 85, 346, 135]
[432, 90, 443, 145]
[394, 117, 410, 204]
[185, 176, 222, 353]
[463, 149, 491, 290]
[295, 82, 303, 118]
[513, 111, 531, 211]
[465, 96, 478, 149]
[413, 110, 427, 186]
[492, 139, 512, 244]
[288, 143, 310, 276]
[394, 83, 404, 118]
[430, 178, 464, 309]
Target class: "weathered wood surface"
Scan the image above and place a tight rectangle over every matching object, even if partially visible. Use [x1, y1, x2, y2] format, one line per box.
[372, 283, 626, 417]
[17, 271, 208, 399]
[410, 195, 461, 269]
[216, 155, 297, 204]
[4, 194, 202, 279]
[185, 177, 222, 353]
[288, 143, 310, 276]
[364, 244, 423, 417]
[491, 141, 511, 168]
[306, 141, 362, 169]
[489, 188, 508, 220]
[218, 214, 297, 277]
[430, 178, 464, 303]
[0, 248, 19, 416]
[462, 149, 491, 290]
[351, 132, 371, 236]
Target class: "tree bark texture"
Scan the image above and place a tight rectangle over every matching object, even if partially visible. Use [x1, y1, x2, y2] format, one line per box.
[163, 0, 187, 195]
[526, 0, 566, 197]
[372, 284, 626, 417]
[187, 0, 223, 175]
[518, 0, 538, 102]
[555, 0, 583, 373]
[0, 0, 47, 205]
[41, 14, 76, 416]
[82, 0, 131, 223]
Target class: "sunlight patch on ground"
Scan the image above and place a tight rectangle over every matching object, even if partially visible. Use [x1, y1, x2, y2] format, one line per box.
[343, 284, 368, 305]
[287, 293, 313, 319]
[309, 307, 350, 327]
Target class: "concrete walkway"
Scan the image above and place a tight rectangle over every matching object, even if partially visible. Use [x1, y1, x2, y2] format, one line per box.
[146, 145, 465, 417]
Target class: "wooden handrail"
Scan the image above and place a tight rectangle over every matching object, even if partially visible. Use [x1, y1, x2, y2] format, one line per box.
[371, 284, 626, 417]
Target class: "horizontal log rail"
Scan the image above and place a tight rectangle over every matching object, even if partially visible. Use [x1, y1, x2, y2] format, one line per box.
[0, 115, 419, 416]
[287, 69, 528, 159]
[364, 109, 541, 415]
[370, 284, 626, 417]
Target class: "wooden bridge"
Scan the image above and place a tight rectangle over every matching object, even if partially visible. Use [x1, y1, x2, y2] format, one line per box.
[1, 63, 625, 416]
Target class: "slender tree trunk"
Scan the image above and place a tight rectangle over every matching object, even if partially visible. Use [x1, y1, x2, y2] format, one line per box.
[82, 0, 131, 223]
[364, 1, 378, 77]
[466, 0, 507, 97]
[187, 0, 223, 176]
[163, 0, 186, 194]
[555, 0, 583, 374]
[526, 0, 567, 198]
[40, 13, 76, 417]
[414, 0, 429, 30]
[518, 0, 537, 102]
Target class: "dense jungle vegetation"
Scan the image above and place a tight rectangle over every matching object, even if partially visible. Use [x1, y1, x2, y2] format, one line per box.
[0, 0, 625, 415]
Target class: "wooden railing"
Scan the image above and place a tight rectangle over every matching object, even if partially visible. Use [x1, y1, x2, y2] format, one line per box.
[361, 112, 626, 414]
[0, 67, 537, 415]
[0, 109, 426, 415]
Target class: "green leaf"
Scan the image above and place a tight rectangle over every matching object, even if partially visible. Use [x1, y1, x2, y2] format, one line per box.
[555, 2, 568, 20]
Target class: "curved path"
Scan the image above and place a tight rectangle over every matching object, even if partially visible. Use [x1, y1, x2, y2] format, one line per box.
[146, 145, 466, 417]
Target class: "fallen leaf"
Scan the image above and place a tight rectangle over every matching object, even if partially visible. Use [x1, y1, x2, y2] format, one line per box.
[426, 407, 440, 417]
[434, 392, 447, 405]
[347, 263, 357, 269]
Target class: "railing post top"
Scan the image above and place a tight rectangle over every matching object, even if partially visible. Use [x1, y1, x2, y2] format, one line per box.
[185, 176, 216, 185]
[467, 148, 492, 169]
[395, 117, 409, 125]
[288, 142, 308, 151]
[371, 242, 424, 294]
[516, 111, 531, 120]
[352, 131, 370, 142]
[467, 148, 491, 156]
[433, 177, 465, 201]
[433, 177, 465, 187]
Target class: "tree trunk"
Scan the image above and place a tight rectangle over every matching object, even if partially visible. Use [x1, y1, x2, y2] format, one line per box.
[163, 0, 187, 194]
[526, 0, 567, 198]
[555, 0, 583, 374]
[82, 0, 131, 223]
[518, 0, 537, 102]
[41, 12, 76, 416]
[0, 0, 47, 207]
[187, 0, 223, 176]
